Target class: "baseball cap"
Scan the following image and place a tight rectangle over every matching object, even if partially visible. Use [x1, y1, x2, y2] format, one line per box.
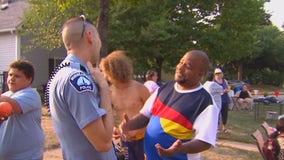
[214, 68, 222, 74]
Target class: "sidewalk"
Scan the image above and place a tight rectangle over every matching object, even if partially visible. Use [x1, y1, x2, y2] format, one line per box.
[216, 139, 258, 152]
[43, 139, 258, 160]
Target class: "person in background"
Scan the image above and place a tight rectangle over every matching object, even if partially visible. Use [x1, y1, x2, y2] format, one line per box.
[0, 60, 44, 160]
[100, 50, 150, 160]
[263, 115, 284, 160]
[144, 70, 159, 94]
[120, 50, 220, 160]
[235, 84, 253, 110]
[203, 72, 223, 109]
[48, 16, 116, 159]
[214, 68, 231, 134]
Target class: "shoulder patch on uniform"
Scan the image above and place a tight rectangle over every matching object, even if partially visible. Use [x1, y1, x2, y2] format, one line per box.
[70, 72, 93, 93]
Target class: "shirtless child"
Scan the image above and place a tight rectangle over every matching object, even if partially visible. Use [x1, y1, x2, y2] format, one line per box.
[100, 50, 150, 160]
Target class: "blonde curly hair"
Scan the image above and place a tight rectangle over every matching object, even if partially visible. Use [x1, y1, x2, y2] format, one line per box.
[100, 50, 133, 84]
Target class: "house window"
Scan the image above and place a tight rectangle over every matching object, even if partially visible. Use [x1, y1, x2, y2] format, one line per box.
[0, 71, 8, 93]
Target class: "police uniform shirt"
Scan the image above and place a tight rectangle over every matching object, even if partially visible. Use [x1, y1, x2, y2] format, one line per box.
[49, 54, 115, 160]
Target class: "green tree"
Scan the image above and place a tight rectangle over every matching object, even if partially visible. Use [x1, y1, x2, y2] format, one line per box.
[199, 0, 265, 80]
[247, 26, 284, 85]
[108, 0, 219, 77]
[20, 0, 100, 50]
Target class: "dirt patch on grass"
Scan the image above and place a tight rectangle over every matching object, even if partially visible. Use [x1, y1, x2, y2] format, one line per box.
[42, 107, 60, 151]
[42, 107, 63, 159]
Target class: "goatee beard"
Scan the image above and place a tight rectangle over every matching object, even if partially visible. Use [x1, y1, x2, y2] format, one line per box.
[175, 78, 186, 84]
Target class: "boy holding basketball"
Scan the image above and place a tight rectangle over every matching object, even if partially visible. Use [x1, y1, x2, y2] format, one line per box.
[0, 60, 44, 160]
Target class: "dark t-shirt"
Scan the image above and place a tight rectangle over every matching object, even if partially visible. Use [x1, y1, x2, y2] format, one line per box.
[239, 91, 250, 99]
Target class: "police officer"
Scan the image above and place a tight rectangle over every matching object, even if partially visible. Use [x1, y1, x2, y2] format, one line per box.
[48, 15, 116, 159]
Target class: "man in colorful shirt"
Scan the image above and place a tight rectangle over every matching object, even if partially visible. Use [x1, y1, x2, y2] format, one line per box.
[120, 50, 220, 160]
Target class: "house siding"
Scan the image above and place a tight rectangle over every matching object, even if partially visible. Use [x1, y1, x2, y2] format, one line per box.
[0, 32, 17, 72]
[0, 33, 66, 89]
[20, 44, 66, 88]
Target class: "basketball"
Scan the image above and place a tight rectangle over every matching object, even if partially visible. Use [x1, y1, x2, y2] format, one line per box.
[0, 102, 13, 117]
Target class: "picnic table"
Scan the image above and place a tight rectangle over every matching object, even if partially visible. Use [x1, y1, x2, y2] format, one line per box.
[253, 96, 283, 120]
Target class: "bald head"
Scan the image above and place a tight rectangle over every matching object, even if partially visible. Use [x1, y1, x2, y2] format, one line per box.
[185, 50, 209, 73]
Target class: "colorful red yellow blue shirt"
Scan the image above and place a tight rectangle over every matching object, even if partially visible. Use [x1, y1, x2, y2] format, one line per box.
[140, 81, 220, 160]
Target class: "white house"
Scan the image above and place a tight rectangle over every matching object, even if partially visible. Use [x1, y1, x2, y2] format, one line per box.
[0, 0, 66, 92]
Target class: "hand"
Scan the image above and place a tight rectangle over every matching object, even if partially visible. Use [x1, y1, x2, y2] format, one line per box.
[155, 139, 182, 157]
[113, 127, 121, 140]
[223, 88, 229, 93]
[86, 61, 108, 88]
[119, 114, 134, 139]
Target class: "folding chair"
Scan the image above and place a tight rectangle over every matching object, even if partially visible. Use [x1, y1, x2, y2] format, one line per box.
[228, 90, 239, 111]
[251, 129, 268, 160]
[230, 96, 239, 111]
[261, 121, 273, 137]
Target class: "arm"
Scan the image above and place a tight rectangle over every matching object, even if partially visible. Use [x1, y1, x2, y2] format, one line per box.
[0, 95, 23, 114]
[82, 62, 114, 152]
[248, 91, 253, 98]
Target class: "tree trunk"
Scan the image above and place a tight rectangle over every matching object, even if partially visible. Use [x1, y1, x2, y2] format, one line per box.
[156, 57, 164, 82]
[237, 62, 243, 80]
[97, 0, 109, 58]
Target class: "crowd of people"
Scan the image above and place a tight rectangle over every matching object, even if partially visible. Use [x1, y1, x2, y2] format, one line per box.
[0, 15, 257, 160]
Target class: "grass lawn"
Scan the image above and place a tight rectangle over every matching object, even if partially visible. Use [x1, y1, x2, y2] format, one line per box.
[42, 107, 60, 151]
[201, 145, 262, 160]
[219, 103, 281, 144]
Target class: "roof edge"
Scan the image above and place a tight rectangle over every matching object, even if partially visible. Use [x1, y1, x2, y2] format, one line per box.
[0, 28, 16, 33]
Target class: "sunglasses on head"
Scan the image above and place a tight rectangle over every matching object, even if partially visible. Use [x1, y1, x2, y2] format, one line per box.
[79, 15, 86, 38]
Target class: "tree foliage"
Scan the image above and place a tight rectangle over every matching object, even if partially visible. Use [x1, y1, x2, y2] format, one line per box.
[247, 25, 284, 85]
[108, 0, 220, 75]
[200, 0, 265, 63]
[20, 0, 99, 51]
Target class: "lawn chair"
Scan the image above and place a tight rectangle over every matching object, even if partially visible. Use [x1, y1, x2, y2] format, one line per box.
[261, 121, 273, 137]
[251, 129, 267, 160]
[230, 96, 239, 111]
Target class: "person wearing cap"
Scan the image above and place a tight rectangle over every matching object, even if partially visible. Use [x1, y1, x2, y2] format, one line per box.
[214, 68, 231, 134]
[203, 72, 223, 110]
